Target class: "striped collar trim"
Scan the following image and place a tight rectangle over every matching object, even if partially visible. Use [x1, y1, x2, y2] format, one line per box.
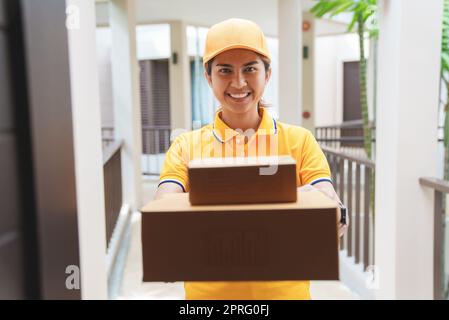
[212, 107, 278, 144]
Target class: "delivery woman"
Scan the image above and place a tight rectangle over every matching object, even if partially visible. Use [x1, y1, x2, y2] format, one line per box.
[155, 18, 347, 300]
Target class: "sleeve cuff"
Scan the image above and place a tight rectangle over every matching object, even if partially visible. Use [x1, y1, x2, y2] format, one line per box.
[158, 178, 186, 192]
[309, 177, 333, 186]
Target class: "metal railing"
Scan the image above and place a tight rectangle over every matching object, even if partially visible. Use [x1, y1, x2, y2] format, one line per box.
[322, 145, 376, 271]
[102, 126, 115, 149]
[141, 125, 171, 176]
[103, 140, 123, 248]
[101, 126, 171, 176]
[419, 177, 449, 300]
[316, 120, 375, 157]
[317, 122, 446, 157]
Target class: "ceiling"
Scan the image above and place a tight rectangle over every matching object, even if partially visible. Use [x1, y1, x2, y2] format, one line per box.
[95, 0, 331, 37]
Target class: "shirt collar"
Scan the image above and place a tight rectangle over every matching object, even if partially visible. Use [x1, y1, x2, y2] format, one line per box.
[212, 107, 277, 144]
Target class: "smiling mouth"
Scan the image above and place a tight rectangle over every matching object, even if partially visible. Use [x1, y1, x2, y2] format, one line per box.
[226, 92, 251, 99]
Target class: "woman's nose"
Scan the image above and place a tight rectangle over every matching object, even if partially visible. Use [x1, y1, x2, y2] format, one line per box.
[231, 71, 247, 88]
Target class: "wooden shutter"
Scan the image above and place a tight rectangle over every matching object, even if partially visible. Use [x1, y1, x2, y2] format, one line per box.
[342, 61, 363, 147]
[139, 59, 171, 154]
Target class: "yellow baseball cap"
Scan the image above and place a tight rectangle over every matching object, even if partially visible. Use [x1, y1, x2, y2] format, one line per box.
[203, 18, 271, 67]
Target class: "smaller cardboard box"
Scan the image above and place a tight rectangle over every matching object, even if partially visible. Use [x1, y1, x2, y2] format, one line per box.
[188, 155, 297, 205]
[141, 188, 340, 282]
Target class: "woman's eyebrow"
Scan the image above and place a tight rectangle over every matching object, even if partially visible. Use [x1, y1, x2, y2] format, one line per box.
[243, 61, 259, 67]
[215, 61, 259, 68]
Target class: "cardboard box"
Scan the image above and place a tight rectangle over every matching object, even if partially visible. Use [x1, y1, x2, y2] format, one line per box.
[141, 188, 340, 282]
[188, 155, 297, 205]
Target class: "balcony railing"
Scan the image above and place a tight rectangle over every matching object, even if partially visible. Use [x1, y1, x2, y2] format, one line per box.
[419, 177, 449, 300]
[141, 125, 171, 176]
[101, 126, 115, 149]
[316, 120, 376, 158]
[102, 140, 123, 248]
[322, 146, 376, 272]
[101, 126, 172, 176]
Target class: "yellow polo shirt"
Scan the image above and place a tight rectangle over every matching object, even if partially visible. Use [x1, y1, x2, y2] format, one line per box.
[159, 107, 332, 300]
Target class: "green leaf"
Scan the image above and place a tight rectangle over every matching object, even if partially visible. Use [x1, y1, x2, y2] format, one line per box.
[326, 1, 350, 16]
[310, 2, 326, 15]
[368, 28, 379, 39]
[442, 52, 449, 74]
[311, 0, 354, 18]
[330, 1, 355, 16]
[347, 12, 359, 32]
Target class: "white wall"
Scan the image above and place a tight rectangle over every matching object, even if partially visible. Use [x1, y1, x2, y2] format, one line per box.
[302, 11, 315, 131]
[278, 0, 302, 126]
[96, 27, 114, 128]
[136, 24, 171, 60]
[265, 37, 280, 119]
[315, 17, 350, 36]
[314, 33, 361, 126]
[375, 0, 442, 299]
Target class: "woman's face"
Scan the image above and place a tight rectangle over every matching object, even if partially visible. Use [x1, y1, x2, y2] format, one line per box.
[205, 49, 271, 115]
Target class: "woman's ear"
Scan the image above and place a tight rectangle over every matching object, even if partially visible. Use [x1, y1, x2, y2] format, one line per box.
[204, 70, 213, 87]
[265, 67, 272, 84]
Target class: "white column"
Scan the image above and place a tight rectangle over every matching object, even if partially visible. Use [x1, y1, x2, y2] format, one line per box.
[66, 0, 107, 299]
[169, 21, 192, 132]
[375, 0, 443, 299]
[302, 11, 315, 132]
[278, 0, 302, 125]
[110, 0, 142, 211]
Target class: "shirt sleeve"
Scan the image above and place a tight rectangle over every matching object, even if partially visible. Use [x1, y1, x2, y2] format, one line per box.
[159, 135, 189, 192]
[299, 130, 332, 186]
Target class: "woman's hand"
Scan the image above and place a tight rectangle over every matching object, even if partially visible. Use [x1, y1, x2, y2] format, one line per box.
[154, 182, 184, 200]
[298, 182, 348, 238]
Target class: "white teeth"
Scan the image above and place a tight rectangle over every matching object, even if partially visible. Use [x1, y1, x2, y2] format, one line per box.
[229, 93, 250, 98]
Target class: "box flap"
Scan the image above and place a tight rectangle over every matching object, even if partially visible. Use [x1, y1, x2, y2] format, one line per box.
[141, 189, 338, 213]
[188, 155, 296, 169]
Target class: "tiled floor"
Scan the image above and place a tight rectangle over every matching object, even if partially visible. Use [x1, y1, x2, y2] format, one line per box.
[117, 177, 358, 300]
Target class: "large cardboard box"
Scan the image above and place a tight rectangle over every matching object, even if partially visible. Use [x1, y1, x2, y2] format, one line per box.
[188, 155, 297, 205]
[141, 188, 340, 282]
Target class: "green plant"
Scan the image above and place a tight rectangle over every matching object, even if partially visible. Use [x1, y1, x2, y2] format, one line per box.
[310, 0, 378, 159]
[441, 0, 449, 180]
[440, 0, 449, 300]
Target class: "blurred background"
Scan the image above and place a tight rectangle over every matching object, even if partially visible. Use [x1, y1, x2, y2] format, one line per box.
[0, 0, 447, 300]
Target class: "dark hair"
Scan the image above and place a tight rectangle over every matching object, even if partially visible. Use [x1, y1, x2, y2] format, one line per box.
[205, 54, 272, 108]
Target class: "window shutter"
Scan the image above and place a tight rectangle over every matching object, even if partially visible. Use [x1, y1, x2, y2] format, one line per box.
[139, 59, 171, 154]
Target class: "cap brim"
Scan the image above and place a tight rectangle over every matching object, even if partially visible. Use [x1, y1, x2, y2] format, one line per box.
[203, 44, 272, 67]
